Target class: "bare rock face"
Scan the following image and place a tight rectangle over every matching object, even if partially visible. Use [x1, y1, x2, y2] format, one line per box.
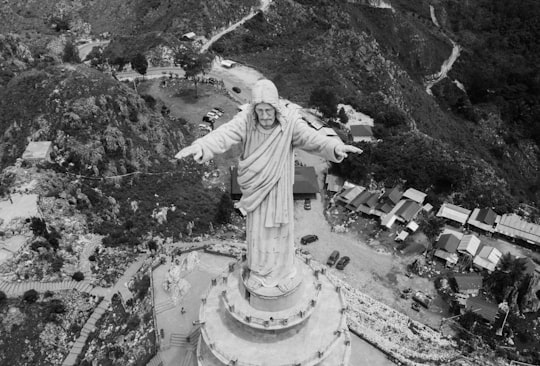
[0, 63, 184, 176]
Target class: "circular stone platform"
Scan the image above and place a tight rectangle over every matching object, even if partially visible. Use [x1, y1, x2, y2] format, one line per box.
[196, 257, 351, 366]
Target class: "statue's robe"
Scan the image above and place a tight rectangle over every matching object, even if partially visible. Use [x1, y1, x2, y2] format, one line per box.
[194, 104, 344, 289]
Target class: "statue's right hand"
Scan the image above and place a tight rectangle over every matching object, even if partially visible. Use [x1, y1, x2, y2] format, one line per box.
[174, 145, 203, 163]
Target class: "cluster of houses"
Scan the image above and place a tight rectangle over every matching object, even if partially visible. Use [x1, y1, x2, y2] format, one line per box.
[326, 175, 539, 269]
[326, 176, 430, 237]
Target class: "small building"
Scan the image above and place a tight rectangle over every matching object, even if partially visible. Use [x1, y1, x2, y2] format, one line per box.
[465, 297, 499, 323]
[354, 191, 380, 215]
[220, 59, 237, 68]
[182, 32, 196, 41]
[336, 185, 365, 206]
[495, 213, 540, 246]
[22, 141, 53, 163]
[406, 221, 419, 233]
[395, 230, 409, 242]
[325, 174, 344, 193]
[395, 200, 422, 222]
[433, 249, 458, 266]
[376, 185, 403, 214]
[300, 109, 325, 130]
[457, 234, 481, 256]
[349, 125, 373, 143]
[467, 208, 499, 233]
[435, 233, 460, 253]
[477, 246, 502, 265]
[402, 188, 427, 204]
[453, 274, 483, 296]
[473, 245, 502, 272]
[436, 203, 471, 226]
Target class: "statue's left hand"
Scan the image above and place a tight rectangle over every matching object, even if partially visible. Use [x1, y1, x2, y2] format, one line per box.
[335, 145, 363, 159]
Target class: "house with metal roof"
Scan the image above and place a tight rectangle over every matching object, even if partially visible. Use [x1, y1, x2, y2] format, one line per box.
[433, 250, 458, 266]
[453, 274, 483, 296]
[22, 141, 53, 163]
[350, 125, 373, 143]
[435, 233, 460, 253]
[467, 208, 500, 233]
[495, 213, 540, 246]
[457, 234, 481, 256]
[375, 186, 403, 215]
[473, 246, 502, 272]
[354, 191, 380, 215]
[325, 174, 344, 193]
[335, 185, 365, 206]
[402, 188, 427, 204]
[465, 297, 500, 323]
[395, 200, 422, 222]
[436, 203, 471, 226]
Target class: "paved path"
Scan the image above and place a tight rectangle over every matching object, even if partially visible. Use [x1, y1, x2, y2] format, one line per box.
[61, 254, 149, 366]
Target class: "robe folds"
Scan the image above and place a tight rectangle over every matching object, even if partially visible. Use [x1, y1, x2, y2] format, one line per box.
[193, 103, 344, 288]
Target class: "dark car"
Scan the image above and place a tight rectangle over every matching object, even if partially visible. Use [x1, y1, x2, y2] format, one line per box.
[232, 86, 241, 93]
[300, 234, 318, 245]
[304, 199, 311, 210]
[327, 250, 340, 266]
[335, 256, 350, 270]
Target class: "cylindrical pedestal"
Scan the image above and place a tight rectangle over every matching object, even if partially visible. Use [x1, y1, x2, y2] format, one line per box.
[196, 257, 351, 366]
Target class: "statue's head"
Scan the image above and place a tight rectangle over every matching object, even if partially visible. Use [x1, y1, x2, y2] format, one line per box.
[251, 79, 280, 130]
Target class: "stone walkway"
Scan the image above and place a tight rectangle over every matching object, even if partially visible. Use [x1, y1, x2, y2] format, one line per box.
[0, 253, 149, 366]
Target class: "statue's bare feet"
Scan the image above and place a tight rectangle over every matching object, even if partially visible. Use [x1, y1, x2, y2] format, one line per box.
[246, 275, 263, 290]
[277, 276, 296, 293]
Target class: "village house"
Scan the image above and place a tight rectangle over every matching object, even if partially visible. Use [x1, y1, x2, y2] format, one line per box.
[181, 32, 196, 41]
[376, 186, 403, 215]
[349, 125, 373, 143]
[453, 274, 483, 296]
[457, 234, 481, 257]
[325, 174, 344, 193]
[433, 233, 460, 266]
[335, 185, 365, 206]
[436, 203, 472, 226]
[467, 207, 499, 233]
[473, 246, 502, 272]
[495, 213, 540, 247]
[402, 188, 427, 204]
[464, 296, 500, 323]
[22, 141, 53, 163]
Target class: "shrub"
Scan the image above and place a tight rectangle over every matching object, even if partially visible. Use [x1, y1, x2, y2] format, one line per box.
[0, 291, 6, 303]
[30, 217, 47, 237]
[44, 290, 54, 298]
[23, 289, 39, 303]
[50, 256, 64, 273]
[72, 271, 85, 282]
[126, 315, 140, 330]
[133, 275, 151, 299]
[147, 240, 158, 252]
[88, 255, 96, 262]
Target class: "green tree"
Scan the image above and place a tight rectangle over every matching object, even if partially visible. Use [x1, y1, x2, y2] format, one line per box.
[174, 49, 212, 97]
[309, 87, 337, 118]
[62, 41, 81, 63]
[338, 107, 349, 124]
[419, 216, 445, 241]
[485, 253, 529, 308]
[215, 193, 234, 224]
[130, 53, 148, 76]
[23, 289, 39, 303]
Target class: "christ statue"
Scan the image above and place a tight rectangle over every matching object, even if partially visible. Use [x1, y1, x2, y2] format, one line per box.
[175, 79, 362, 292]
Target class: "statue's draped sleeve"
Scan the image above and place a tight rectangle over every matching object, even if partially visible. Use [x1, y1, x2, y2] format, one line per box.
[191, 110, 249, 163]
[291, 114, 345, 163]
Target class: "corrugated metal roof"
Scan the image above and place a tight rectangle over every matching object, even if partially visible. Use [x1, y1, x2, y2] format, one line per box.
[476, 208, 497, 226]
[395, 200, 422, 221]
[465, 297, 499, 322]
[457, 235, 481, 256]
[436, 233, 460, 253]
[436, 203, 471, 225]
[402, 188, 427, 204]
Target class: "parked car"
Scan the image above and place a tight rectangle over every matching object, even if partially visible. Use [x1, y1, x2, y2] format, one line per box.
[412, 291, 433, 308]
[300, 234, 318, 245]
[213, 107, 224, 113]
[304, 199, 311, 210]
[411, 302, 420, 312]
[327, 250, 340, 266]
[335, 256, 350, 270]
[232, 86, 241, 93]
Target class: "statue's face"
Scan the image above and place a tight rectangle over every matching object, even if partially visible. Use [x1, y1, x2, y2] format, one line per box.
[254, 103, 277, 129]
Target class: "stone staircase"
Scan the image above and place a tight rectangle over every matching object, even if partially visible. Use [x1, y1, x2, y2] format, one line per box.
[155, 299, 175, 315]
[62, 297, 111, 366]
[146, 352, 164, 366]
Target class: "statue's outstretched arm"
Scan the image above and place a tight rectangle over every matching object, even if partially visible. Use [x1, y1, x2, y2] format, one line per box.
[175, 111, 248, 163]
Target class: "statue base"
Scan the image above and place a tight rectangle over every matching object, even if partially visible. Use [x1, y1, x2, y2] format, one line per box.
[196, 256, 351, 366]
[241, 263, 304, 312]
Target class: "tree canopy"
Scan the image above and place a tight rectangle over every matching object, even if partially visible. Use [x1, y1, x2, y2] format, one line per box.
[130, 53, 148, 75]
